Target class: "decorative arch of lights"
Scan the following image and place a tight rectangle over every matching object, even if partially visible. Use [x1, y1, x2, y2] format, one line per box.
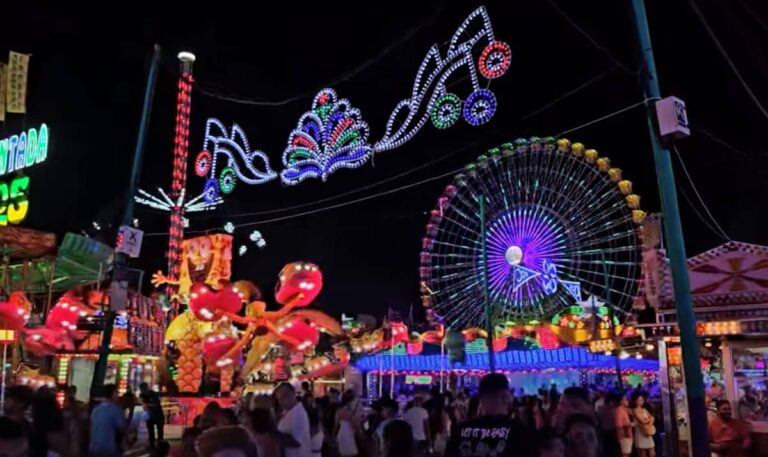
[190, 6, 511, 202]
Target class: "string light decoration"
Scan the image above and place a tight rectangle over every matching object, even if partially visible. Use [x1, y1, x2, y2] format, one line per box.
[281, 89, 372, 185]
[195, 118, 278, 202]
[197, 6, 511, 194]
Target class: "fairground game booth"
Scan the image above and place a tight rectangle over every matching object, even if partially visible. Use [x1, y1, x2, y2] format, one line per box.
[637, 241, 768, 457]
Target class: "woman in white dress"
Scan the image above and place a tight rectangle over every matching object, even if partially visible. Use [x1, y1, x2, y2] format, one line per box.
[631, 393, 656, 457]
[335, 397, 358, 457]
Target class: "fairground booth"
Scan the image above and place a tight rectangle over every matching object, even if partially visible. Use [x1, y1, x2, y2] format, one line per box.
[636, 240, 768, 456]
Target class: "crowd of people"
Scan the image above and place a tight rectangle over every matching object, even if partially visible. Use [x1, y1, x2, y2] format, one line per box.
[0, 375, 755, 457]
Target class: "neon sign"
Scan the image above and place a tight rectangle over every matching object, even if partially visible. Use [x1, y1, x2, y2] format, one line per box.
[0, 124, 49, 225]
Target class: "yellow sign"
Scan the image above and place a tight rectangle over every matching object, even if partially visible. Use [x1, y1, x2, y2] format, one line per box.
[0, 63, 6, 122]
[7, 51, 30, 114]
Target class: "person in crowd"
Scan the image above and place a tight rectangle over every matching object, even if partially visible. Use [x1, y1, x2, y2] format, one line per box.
[563, 414, 602, 457]
[30, 387, 66, 457]
[444, 373, 528, 457]
[375, 398, 400, 454]
[275, 382, 312, 457]
[552, 387, 592, 433]
[139, 382, 165, 450]
[452, 389, 469, 424]
[525, 396, 549, 433]
[247, 408, 281, 457]
[615, 394, 633, 457]
[198, 402, 229, 431]
[63, 385, 89, 457]
[88, 384, 127, 457]
[596, 393, 619, 457]
[709, 399, 752, 457]
[536, 429, 565, 457]
[0, 416, 30, 457]
[631, 392, 655, 457]
[403, 396, 430, 455]
[383, 420, 414, 457]
[335, 391, 359, 457]
[308, 408, 324, 457]
[151, 441, 170, 457]
[3, 386, 33, 431]
[737, 386, 760, 421]
[119, 391, 140, 450]
[429, 394, 452, 456]
[195, 425, 259, 457]
[178, 427, 202, 457]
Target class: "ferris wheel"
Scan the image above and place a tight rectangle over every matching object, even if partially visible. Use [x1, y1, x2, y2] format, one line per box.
[420, 137, 646, 330]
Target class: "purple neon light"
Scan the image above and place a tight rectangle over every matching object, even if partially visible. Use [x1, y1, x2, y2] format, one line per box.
[483, 207, 566, 305]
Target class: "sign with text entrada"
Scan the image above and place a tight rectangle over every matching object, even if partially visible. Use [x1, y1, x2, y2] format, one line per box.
[0, 124, 49, 225]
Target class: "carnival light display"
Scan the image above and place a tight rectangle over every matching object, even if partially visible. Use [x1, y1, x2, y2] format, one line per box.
[195, 6, 511, 192]
[420, 138, 645, 329]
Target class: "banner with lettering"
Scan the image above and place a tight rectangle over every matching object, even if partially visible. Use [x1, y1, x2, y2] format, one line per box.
[0, 62, 5, 122]
[6, 52, 30, 114]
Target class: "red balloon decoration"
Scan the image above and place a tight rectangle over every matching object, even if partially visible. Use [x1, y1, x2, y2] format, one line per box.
[201, 332, 238, 363]
[275, 262, 322, 307]
[188, 282, 245, 321]
[492, 337, 508, 352]
[24, 328, 75, 355]
[407, 341, 423, 355]
[45, 297, 85, 332]
[0, 300, 28, 330]
[279, 317, 319, 353]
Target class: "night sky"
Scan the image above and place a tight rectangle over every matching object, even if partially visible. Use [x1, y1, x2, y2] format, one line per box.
[4, 1, 767, 320]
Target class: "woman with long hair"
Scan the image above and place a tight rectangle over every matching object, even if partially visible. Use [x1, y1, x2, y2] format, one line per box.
[248, 407, 281, 457]
[631, 393, 656, 457]
[335, 392, 359, 457]
[428, 394, 451, 456]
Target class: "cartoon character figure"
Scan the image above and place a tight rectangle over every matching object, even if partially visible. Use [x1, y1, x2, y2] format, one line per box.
[152, 234, 233, 297]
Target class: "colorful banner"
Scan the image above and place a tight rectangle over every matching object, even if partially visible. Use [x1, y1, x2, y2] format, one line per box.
[0, 62, 6, 122]
[6, 52, 30, 114]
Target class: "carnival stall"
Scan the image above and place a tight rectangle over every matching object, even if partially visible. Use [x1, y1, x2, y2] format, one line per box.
[635, 239, 768, 456]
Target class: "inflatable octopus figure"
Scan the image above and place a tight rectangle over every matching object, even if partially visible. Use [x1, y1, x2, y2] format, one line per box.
[164, 261, 343, 393]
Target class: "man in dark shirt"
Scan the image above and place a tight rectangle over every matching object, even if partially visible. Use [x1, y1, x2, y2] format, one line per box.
[445, 373, 530, 457]
[139, 382, 164, 449]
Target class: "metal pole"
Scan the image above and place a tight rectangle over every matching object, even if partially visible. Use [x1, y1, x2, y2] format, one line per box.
[389, 332, 395, 398]
[627, 2, 708, 456]
[479, 196, 495, 372]
[440, 338, 445, 393]
[1, 344, 7, 412]
[92, 45, 161, 392]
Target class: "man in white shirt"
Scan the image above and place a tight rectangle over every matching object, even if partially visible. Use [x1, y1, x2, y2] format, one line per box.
[276, 383, 312, 457]
[403, 397, 431, 453]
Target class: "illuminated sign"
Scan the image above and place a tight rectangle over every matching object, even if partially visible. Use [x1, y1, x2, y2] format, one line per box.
[0, 124, 49, 225]
[405, 375, 433, 385]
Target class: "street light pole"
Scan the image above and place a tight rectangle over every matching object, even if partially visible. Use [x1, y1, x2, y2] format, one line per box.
[627, 2, 708, 456]
[479, 195, 495, 372]
[91, 45, 161, 393]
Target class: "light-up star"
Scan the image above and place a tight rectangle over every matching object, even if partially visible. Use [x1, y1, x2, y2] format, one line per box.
[135, 187, 222, 214]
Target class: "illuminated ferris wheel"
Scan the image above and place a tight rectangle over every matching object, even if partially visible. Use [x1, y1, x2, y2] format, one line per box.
[420, 138, 646, 329]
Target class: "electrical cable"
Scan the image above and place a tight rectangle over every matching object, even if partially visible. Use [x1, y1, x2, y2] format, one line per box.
[553, 98, 655, 137]
[678, 185, 730, 242]
[144, 168, 461, 236]
[672, 145, 731, 240]
[545, 0, 633, 74]
[194, 6, 445, 106]
[737, 0, 768, 34]
[690, 0, 768, 122]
